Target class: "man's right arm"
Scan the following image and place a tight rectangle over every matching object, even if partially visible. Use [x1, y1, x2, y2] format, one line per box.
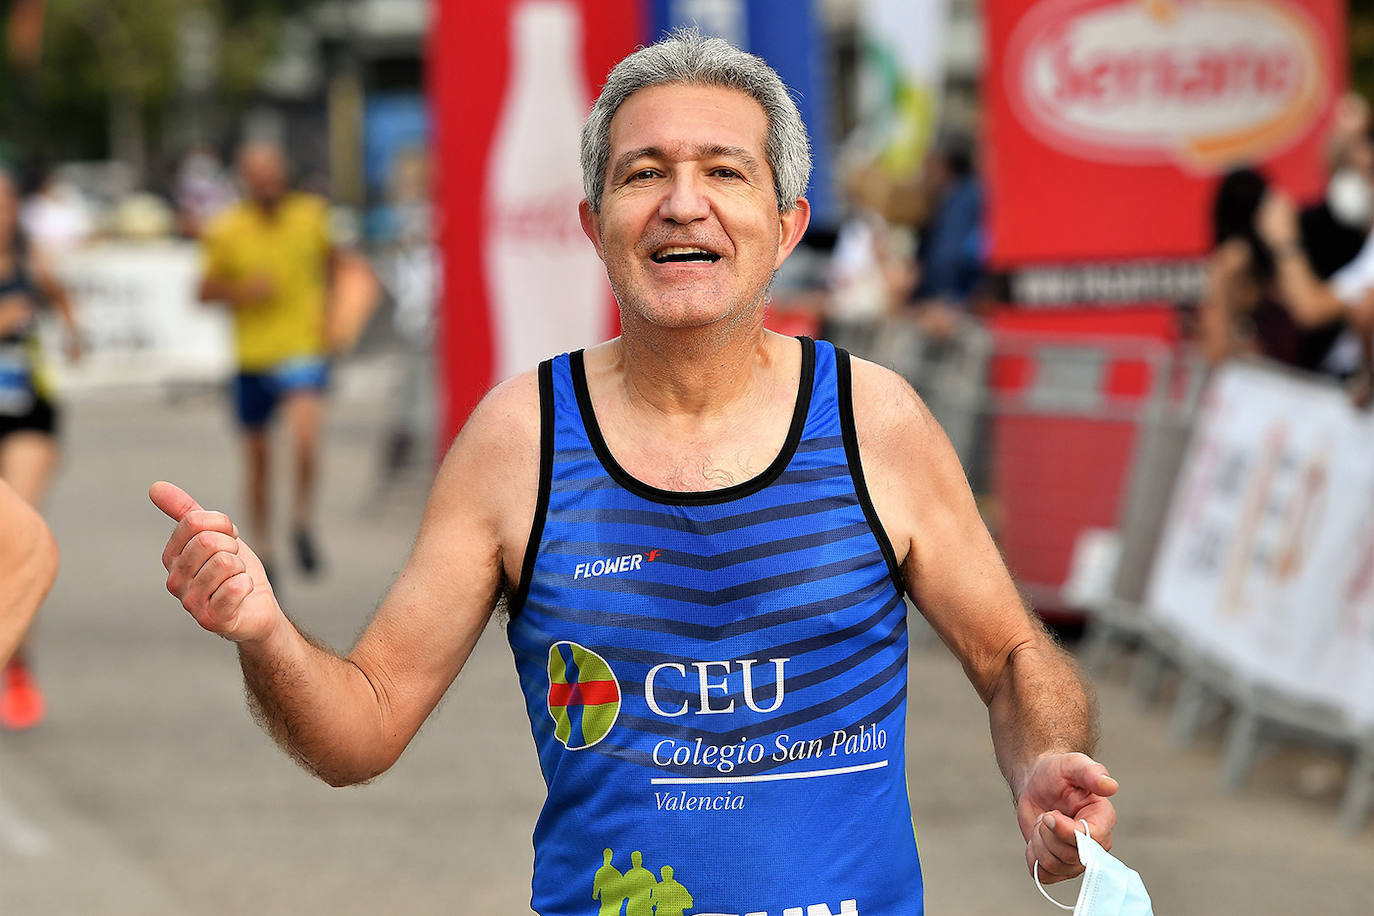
[0, 479, 58, 666]
[198, 273, 275, 309]
[152, 372, 542, 785]
[197, 220, 274, 309]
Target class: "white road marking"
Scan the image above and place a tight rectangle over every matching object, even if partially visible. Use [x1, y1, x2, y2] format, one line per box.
[0, 774, 54, 856]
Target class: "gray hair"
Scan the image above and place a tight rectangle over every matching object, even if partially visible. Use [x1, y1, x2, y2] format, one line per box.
[580, 29, 811, 213]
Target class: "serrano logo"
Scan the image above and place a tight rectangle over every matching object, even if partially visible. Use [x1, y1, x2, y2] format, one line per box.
[1007, 0, 1329, 170]
[546, 641, 621, 750]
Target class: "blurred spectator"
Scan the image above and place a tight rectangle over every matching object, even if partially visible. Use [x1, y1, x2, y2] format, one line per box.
[1249, 94, 1374, 380]
[21, 171, 93, 260]
[174, 145, 238, 239]
[1199, 168, 1356, 374]
[0, 164, 81, 730]
[1244, 96, 1374, 402]
[372, 148, 438, 495]
[906, 134, 985, 341]
[822, 155, 916, 352]
[1300, 94, 1372, 281]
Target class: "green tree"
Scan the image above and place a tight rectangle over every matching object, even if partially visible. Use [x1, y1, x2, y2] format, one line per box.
[1353, 0, 1374, 110]
[31, 0, 312, 182]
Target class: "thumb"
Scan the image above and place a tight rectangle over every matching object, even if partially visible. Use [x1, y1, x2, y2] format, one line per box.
[1065, 753, 1119, 797]
[149, 481, 202, 522]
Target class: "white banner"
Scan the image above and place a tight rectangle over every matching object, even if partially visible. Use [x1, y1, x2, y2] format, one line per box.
[40, 241, 233, 391]
[1146, 361, 1374, 727]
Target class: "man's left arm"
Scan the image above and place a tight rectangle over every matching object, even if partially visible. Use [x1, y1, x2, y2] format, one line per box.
[851, 356, 1118, 882]
[316, 200, 380, 355]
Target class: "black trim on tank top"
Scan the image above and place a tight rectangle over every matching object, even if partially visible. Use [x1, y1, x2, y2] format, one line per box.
[508, 358, 556, 620]
[836, 348, 907, 596]
[569, 336, 816, 506]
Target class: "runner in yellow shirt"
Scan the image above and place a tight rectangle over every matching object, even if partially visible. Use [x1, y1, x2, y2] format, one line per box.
[199, 142, 343, 579]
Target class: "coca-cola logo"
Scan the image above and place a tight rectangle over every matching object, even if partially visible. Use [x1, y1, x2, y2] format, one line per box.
[488, 190, 587, 244]
[1006, 0, 1329, 171]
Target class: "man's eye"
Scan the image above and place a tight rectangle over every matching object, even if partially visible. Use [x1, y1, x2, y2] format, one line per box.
[629, 169, 659, 181]
[712, 168, 741, 179]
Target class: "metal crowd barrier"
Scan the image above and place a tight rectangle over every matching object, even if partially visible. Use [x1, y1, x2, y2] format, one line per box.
[843, 316, 1374, 834]
[1140, 359, 1374, 834]
[983, 331, 1199, 614]
[1035, 354, 1373, 835]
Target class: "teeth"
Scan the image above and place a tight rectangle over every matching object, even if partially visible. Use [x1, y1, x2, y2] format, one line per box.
[651, 246, 721, 264]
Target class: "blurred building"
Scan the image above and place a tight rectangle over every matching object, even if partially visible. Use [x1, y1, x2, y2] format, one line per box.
[219, 0, 428, 214]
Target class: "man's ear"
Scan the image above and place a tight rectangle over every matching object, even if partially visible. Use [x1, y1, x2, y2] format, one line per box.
[579, 199, 606, 262]
[774, 197, 811, 271]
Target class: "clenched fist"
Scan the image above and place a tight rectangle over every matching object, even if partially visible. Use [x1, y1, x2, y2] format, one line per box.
[151, 481, 282, 644]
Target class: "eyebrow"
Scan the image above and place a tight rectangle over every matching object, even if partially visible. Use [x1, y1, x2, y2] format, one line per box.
[610, 144, 765, 180]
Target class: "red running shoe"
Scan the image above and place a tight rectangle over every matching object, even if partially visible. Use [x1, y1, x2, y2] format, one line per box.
[0, 660, 46, 730]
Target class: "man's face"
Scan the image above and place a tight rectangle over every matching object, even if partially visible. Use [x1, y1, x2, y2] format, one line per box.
[238, 145, 288, 207]
[580, 83, 809, 331]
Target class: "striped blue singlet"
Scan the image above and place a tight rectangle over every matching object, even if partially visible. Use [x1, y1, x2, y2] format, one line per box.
[507, 337, 924, 915]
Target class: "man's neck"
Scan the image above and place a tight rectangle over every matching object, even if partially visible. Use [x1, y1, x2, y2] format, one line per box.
[250, 195, 285, 216]
[612, 306, 776, 420]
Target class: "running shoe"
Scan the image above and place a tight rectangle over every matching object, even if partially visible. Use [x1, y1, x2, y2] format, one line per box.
[0, 659, 46, 730]
[293, 528, 321, 576]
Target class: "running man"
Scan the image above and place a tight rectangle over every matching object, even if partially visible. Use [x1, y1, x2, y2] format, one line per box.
[0, 164, 80, 730]
[198, 142, 336, 579]
[155, 32, 1118, 913]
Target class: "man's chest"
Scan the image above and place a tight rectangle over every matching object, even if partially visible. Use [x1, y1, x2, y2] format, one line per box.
[601, 412, 796, 493]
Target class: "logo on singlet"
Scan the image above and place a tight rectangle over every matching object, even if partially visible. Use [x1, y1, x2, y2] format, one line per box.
[574, 548, 664, 580]
[547, 641, 621, 749]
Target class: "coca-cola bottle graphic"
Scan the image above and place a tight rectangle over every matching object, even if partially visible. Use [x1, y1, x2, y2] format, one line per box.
[484, 1, 609, 379]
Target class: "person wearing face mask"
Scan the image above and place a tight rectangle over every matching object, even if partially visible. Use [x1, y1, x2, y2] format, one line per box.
[1201, 168, 1340, 372]
[1298, 94, 1374, 281]
[1254, 95, 1374, 383]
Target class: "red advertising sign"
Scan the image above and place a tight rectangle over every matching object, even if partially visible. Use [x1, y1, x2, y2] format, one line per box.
[431, 0, 642, 445]
[985, 0, 1346, 268]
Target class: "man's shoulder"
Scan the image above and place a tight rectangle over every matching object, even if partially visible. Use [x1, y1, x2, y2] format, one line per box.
[447, 368, 544, 468]
[846, 353, 933, 441]
[284, 191, 328, 212]
[202, 202, 251, 243]
[431, 369, 545, 547]
[279, 192, 329, 228]
[843, 352, 954, 478]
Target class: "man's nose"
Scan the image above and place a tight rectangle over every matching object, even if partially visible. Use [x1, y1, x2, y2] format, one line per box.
[658, 171, 710, 224]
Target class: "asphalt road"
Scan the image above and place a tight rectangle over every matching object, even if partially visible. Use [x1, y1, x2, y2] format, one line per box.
[2, 376, 1371, 914]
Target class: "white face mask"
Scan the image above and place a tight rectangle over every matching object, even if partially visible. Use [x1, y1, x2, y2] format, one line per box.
[1327, 167, 1374, 228]
[1034, 821, 1154, 915]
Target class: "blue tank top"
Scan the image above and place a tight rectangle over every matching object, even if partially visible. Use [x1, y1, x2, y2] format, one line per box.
[508, 337, 923, 916]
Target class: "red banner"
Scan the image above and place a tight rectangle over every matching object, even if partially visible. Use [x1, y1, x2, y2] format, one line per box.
[431, 0, 642, 445]
[985, 0, 1346, 268]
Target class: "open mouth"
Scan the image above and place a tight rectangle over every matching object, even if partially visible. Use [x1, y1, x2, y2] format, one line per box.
[650, 246, 722, 264]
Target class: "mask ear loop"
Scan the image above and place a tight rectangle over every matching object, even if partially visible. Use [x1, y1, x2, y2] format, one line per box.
[1033, 821, 1092, 911]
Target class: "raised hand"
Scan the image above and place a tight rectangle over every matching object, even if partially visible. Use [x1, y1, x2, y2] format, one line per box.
[1256, 190, 1299, 251]
[150, 481, 282, 644]
[1017, 751, 1119, 883]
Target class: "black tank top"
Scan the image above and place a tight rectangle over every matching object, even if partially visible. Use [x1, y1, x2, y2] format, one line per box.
[0, 241, 38, 345]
